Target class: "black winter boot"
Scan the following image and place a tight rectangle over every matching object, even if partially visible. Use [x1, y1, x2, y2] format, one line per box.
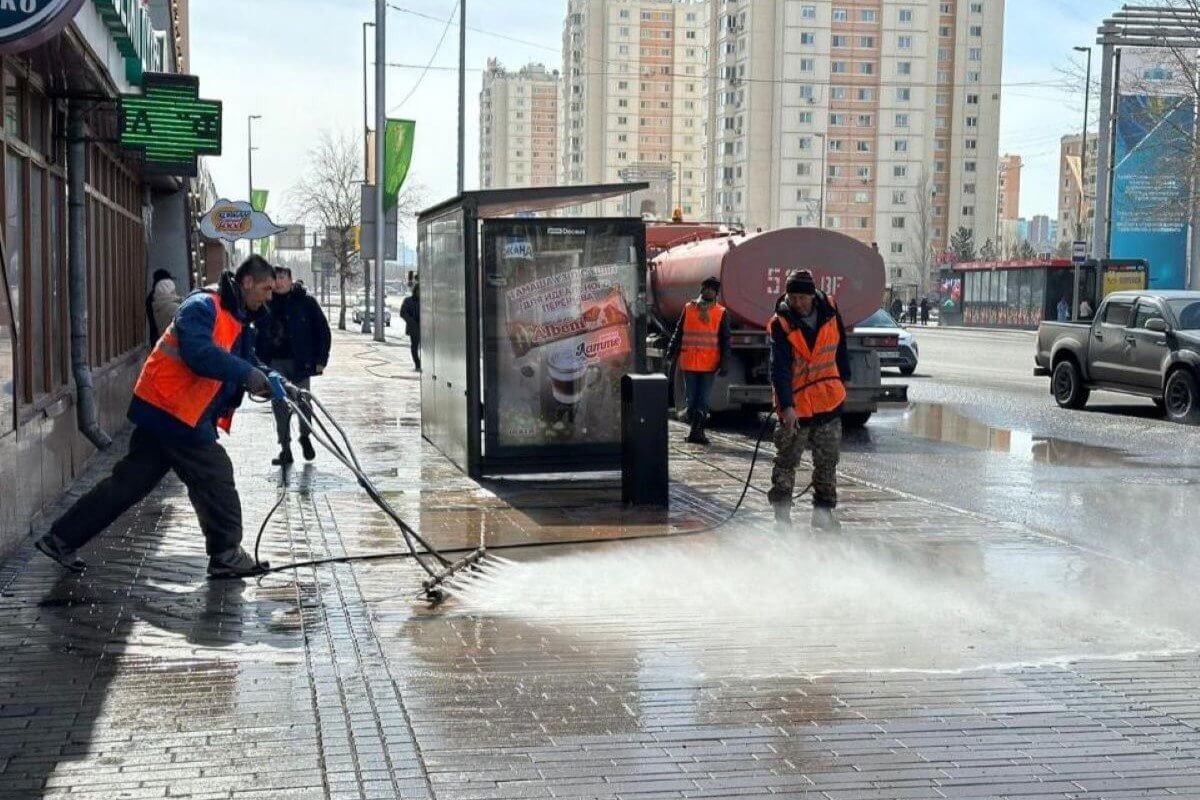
[686, 411, 710, 445]
[272, 446, 294, 466]
[773, 503, 792, 529]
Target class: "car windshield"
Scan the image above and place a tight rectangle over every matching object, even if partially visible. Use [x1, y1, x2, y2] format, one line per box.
[859, 309, 900, 328]
[1168, 299, 1200, 330]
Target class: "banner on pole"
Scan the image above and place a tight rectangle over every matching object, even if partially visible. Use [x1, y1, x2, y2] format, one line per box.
[250, 189, 269, 213]
[383, 119, 415, 213]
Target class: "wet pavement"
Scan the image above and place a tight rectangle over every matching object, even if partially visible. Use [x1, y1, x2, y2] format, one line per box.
[3, 328, 1200, 799]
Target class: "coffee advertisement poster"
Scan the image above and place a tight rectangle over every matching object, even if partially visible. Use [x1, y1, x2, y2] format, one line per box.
[484, 223, 639, 450]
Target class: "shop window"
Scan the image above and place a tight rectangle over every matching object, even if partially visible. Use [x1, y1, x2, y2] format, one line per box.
[3, 71, 20, 139]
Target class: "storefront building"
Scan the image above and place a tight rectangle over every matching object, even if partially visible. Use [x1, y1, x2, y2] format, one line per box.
[0, 1, 197, 557]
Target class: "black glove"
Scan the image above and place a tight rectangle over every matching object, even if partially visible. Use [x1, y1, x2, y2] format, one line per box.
[245, 368, 271, 397]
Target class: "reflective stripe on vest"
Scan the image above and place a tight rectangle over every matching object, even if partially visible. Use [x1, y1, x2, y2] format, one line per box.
[133, 292, 245, 432]
[678, 301, 725, 373]
[770, 312, 847, 418]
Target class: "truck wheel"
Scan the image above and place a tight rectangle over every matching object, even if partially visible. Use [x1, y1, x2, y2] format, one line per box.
[1052, 360, 1090, 410]
[1164, 369, 1200, 425]
[842, 411, 872, 429]
[899, 364, 916, 376]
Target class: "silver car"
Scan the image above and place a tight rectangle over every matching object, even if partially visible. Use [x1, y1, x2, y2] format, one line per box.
[854, 309, 918, 376]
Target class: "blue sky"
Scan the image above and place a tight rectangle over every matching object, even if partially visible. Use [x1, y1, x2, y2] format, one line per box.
[192, 0, 1109, 232]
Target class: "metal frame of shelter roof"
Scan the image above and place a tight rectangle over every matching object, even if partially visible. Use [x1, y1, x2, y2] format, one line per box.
[417, 182, 650, 477]
[1092, 5, 1200, 268]
[417, 182, 651, 223]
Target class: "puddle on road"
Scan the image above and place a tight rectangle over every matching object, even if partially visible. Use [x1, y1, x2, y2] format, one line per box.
[882, 403, 1158, 468]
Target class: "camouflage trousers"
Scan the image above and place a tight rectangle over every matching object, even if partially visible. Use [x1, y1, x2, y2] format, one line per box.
[768, 416, 841, 509]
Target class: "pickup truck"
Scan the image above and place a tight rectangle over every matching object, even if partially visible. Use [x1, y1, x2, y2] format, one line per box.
[1035, 290, 1200, 423]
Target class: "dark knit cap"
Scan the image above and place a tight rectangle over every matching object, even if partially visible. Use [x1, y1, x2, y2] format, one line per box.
[151, 268, 172, 285]
[785, 269, 816, 295]
[700, 276, 721, 290]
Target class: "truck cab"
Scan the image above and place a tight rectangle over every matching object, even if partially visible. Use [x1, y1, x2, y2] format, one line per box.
[1035, 291, 1200, 424]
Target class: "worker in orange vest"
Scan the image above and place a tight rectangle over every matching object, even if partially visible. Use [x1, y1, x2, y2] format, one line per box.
[35, 256, 288, 579]
[768, 269, 850, 531]
[667, 276, 731, 445]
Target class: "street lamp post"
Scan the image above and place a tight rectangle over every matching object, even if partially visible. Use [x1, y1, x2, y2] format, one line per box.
[361, 21, 375, 335]
[247, 114, 261, 260]
[457, 0, 466, 195]
[814, 132, 827, 228]
[374, 0, 387, 343]
[1073, 45, 1092, 320]
[671, 160, 683, 218]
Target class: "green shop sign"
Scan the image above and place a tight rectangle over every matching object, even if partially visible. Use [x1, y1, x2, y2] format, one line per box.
[93, 0, 165, 84]
[120, 72, 221, 177]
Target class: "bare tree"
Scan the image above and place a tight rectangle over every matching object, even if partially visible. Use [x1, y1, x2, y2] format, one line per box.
[908, 168, 938, 293]
[291, 131, 362, 331]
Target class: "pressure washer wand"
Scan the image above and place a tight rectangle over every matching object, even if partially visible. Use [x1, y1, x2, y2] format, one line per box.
[255, 386, 488, 602]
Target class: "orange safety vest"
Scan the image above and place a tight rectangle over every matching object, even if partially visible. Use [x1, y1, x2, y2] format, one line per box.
[132, 292, 245, 433]
[678, 301, 726, 373]
[769, 311, 847, 419]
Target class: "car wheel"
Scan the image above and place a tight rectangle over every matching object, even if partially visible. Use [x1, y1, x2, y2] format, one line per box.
[1164, 368, 1200, 424]
[1052, 359, 1090, 410]
[899, 364, 916, 376]
[842, 411, 872, 429]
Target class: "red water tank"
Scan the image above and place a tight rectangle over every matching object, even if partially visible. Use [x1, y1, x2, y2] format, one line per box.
[650, 227, 885, 329]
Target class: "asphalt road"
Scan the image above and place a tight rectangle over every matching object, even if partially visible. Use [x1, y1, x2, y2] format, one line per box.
[841, 325, 1200, 572]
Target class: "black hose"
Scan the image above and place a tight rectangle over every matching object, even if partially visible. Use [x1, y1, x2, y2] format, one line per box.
[250, 394, 808, 579]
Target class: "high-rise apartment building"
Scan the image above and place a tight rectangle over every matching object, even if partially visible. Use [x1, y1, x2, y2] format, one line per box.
[561, 0, 709, 218]
[708, 0, 1004, 290]
[1057, 132, 1097, 248]
[997, 153, 1021, 223]
[480, 60, 560, 189]
[1028, 213, 1053, 254]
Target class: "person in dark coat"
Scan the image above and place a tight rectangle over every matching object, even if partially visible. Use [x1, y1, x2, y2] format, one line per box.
[256, 267, 332, 465]
[919, 297, 931, 326]
[890, 297, 904, 323]
[400, 284, 421, 372]
[907, 298, 919, 325]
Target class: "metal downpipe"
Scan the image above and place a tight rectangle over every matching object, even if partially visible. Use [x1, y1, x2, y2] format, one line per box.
[67, 101, 112, 451]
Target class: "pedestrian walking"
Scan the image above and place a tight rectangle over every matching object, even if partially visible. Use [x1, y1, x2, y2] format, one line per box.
[920, 297, 931, 326]
[908, 298, 919, 325]
[890, 296, 904, 323]
[667, 276, 731, 445]
[256, 266, 331, 466]
[35, 256, 287, 578]
[400, 283, 421, 372]
[146, 268, 181, 345]
[768, 269, 850, 532]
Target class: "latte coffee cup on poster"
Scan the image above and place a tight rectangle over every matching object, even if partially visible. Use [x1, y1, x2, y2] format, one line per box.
[547, 347, 592, 405]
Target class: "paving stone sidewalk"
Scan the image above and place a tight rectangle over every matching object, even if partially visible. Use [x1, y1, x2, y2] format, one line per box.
[2, 330, 1200, 800]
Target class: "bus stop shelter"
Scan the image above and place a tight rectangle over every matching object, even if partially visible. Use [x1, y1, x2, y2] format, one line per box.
[417, 183, 649, 478]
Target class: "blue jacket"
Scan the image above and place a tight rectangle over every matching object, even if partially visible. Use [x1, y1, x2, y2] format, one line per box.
[128, 273, 269, 444]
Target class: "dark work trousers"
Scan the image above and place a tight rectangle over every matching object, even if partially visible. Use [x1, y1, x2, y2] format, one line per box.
[682, 370, 717, 418]
[269, 358, 313, 446]
[409, 334, 421, 371]
[48, 426, 243, 556]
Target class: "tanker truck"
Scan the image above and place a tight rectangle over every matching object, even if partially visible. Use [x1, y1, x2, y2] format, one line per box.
[646, 225, 908, 427]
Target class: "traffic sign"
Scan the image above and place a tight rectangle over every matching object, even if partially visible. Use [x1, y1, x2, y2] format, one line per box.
[1072, 240, 1088, 264]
